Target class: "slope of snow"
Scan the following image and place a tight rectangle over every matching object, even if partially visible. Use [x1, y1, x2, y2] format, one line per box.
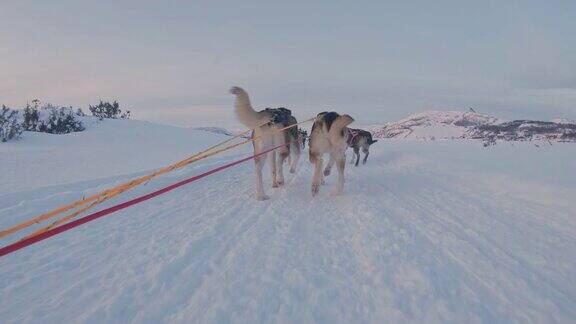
[192, 126, 235, 137]
[1, 121, 576, 323]
[0, 118, 230, 194]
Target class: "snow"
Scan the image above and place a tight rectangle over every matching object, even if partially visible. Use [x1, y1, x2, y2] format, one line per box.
[1, 120, 576, 323]
[369, 111, 500, 140]
[553, 118, 576, 125]
[369, 111, 576, 143]
[0, 118, 228, 194]
[192, 126, 235, 137]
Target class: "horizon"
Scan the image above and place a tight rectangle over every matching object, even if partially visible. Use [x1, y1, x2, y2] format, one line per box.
[2, 0, 575, 128]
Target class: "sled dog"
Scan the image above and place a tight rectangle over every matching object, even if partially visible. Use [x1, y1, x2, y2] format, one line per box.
[347, 128, 377, 166]
[230, 87, 301, 200]
[308, 111, 354, 196]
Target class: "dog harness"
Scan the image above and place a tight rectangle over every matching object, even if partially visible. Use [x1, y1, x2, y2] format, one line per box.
[347, 128, 359, 144]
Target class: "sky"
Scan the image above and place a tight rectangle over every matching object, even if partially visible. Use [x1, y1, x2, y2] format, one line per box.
[1, 0, 575, 128]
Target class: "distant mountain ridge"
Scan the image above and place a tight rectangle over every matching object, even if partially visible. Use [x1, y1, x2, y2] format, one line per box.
[369, 111, 576, 144]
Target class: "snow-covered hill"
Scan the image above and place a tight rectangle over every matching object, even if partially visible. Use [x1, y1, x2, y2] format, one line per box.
[1, 119, 576, 323]
[192, 126, 236, 137]
[369, 111, 500, 140]
[0, 118, 231, 194]
[370, 111, 576, 143]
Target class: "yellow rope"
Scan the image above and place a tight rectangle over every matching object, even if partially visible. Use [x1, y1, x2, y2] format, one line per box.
[0, 121, 267, 240]
[16, 117, 315, 240]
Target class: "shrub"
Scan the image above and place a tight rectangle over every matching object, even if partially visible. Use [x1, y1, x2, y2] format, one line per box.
[2, 98, 133, 142]
[0, 105, 23, 142]
[40, 104, 85, 134]
[22, 100, 40, 131]
[21, 100, 85, 134]
[89, 100, 130, 119]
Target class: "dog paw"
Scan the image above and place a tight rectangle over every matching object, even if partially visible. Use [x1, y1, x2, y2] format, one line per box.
[289, 167, 296, 174]
[256, 194, 270, 201]
[276, 179, 284, 186]
[323, 169, 331, 176]
[321, 179, 326, 185]
[312, 183, 321, 196]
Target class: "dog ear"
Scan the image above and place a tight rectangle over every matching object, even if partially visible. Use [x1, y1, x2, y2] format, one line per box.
[339, 114, 354, 126]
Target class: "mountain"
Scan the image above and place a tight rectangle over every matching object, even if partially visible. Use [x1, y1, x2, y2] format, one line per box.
[470, 120, 576, 144]
[369, 111, 576, 143]
[369, 111, 499, 140]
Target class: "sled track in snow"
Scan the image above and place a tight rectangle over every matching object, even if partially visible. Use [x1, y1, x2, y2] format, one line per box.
[1, 142, 576, 323]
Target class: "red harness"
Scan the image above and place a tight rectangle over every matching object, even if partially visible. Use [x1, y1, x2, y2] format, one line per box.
[347, 128, 359, 144]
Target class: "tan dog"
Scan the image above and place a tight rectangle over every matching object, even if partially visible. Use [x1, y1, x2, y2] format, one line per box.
[230, 87, 300, 200]
[308, 111, 354, 196]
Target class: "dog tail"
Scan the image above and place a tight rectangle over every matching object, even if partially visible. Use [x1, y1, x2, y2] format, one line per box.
[369, 139, 378, 145]
[230, 86, 268, 128]
[329, 114, 354, 139]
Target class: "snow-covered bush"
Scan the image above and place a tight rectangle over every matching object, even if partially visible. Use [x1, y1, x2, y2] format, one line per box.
[21, 100, 41, 131]
[89, 100, 130, 119]
[0, 105, 23, 142]
[41, 104, 85, 134]
[21, 100, 85, 134]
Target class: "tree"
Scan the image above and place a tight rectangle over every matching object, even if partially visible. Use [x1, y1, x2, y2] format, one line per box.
[89, 100, 130, 119]
[0, 105, 22, 142]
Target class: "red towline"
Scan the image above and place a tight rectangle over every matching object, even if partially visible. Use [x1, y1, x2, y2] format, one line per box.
[0, 141, 292, 258]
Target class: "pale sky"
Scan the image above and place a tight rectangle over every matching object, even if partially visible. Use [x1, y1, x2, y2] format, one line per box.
[1, 0, 575, 128]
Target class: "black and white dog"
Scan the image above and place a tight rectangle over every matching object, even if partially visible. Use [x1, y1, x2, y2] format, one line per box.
[346, 128, 377, 166]
[298, 129, 308, 149]
[309, 111, 354, 196]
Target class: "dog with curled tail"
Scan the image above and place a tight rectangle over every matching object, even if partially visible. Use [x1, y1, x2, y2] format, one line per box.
[308, 111, 354, 196]
[230, 87, 300, 200]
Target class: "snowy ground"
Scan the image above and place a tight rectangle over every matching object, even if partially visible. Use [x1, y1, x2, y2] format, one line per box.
[1, 120, 575, 323]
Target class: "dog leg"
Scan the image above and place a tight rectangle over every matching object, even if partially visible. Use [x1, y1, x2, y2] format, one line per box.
[320, 154, 327, 185]
[354, 147, 360, 167]
[277, 150, 289, 186]
[289, 142, 300, 174]
[362, 147, 369, 165]
[311, 153, 323, 196]
[334, 153, 346, 195]
[254, 156, 269, 200]
[269, 150, 278, 188]
[324, 155, 335, 176]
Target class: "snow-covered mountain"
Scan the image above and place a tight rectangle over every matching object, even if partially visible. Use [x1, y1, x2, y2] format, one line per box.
[553, 118, 576, 124]
[470, 120, 576, 143]
[370, 110, 576, 143]
[1, 119, 576, 323]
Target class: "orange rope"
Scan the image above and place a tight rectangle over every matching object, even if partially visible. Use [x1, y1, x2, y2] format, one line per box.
[17, 117, 315, 240]
[0, 122, 265, 240]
